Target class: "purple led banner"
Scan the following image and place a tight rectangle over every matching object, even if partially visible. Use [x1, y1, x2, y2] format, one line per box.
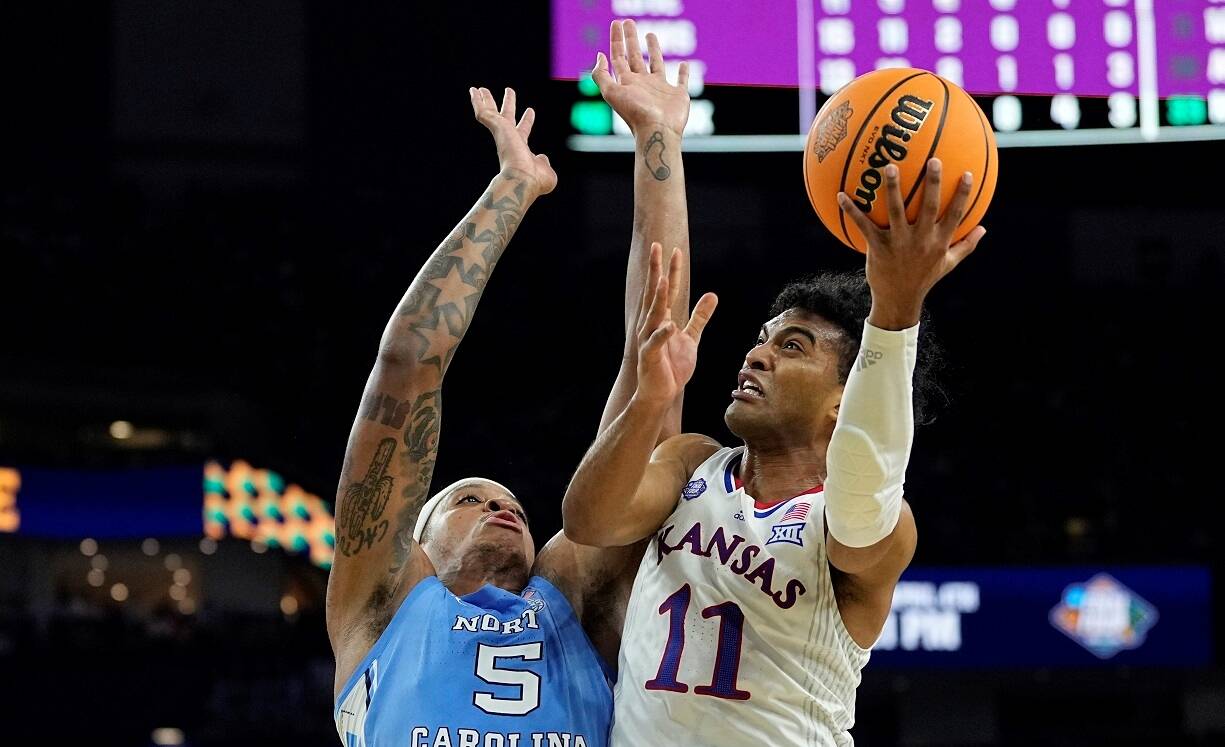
[553, 0, 1221, 97]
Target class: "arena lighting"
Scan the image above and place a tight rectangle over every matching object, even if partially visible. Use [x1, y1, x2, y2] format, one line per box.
[198, 537, 217, 555]
[169, 585, 187, 601]
[164, 553, 182, 571]
[110, 583, 129, 602]
[86, 568, 105, 587]
[90, 554, 108, 571]
[79, 537, 98, 556]
[280, 595, 299, 615]
[108, 420, 134, 440]
[172, 568, 191, 585]
[177, 598, 196, 615]
[150, 727, 185, 746]
[141, 537, 160, 555]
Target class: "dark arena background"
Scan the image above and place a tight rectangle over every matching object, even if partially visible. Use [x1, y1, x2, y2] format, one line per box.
[2, 2, 1223, 746]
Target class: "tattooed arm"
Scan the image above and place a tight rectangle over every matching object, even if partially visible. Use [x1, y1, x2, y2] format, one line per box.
[592, 19, 693, 439]
[326, 87, 556, 693]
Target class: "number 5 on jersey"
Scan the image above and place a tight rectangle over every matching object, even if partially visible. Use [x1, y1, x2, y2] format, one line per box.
[473, 642, 542, 715]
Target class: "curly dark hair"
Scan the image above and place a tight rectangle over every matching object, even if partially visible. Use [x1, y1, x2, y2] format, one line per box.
[767, 271, 947, 425]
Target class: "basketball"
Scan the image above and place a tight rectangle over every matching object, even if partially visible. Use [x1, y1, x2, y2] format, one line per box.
[803, 68, 998, 253]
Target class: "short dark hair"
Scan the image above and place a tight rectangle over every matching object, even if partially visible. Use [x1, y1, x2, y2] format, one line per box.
[768, 271, 947, 425]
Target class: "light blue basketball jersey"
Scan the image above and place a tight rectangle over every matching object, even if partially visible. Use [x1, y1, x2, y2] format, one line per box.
[334, 575, 612, 747]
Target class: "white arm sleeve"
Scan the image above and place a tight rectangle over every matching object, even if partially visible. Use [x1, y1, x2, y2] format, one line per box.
[823, 321, 917, 548]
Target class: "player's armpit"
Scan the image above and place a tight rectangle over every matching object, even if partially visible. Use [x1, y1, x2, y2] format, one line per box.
[829, 500, 916, 649]
[563, 432, 720, 548]
[533, 532, 650, 670]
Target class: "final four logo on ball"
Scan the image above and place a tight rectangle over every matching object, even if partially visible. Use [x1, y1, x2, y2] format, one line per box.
[681, 478, 707, 501]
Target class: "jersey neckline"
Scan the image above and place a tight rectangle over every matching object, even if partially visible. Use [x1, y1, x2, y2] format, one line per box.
[725, 450, 823, 510]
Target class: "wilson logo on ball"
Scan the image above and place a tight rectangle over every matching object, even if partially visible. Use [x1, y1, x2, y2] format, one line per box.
[850, 94, 935, 213]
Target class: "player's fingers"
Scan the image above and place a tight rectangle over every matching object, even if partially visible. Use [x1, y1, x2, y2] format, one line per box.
[646, 32, 665, 75]
[883, 164, 907, 231]
[644, 272, 671, 338]
[666, 247, 683, 310]
[677, 61, 690, 90]
[517, 107, 535, 139]
[637, 243, 663, 327]
[918, 158, 942, 229]
[469, 87, 481, 118]
[472, 87, 497, 128]
[837, 192, 883, 244]
[683, 292, 719, 342]
[624, 19, 646, 73]
[500, 87, 516, 121]
[610, 20, 627, 70]
[478, 87, 496, 120]
[592, 52, 613, 91]
[938, 171, 975, 245]
[948, 225, 986, 266]
[643, 321, 677, 357]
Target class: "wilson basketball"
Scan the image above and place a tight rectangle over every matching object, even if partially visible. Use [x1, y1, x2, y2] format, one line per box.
[803, 68, 998, 253]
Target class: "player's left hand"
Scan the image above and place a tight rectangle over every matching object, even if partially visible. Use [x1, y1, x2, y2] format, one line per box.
[592, 19, 690, 137]
[470, 86, 557, 196]
[838, 158, 986, 329]
[634, 243, 717, 407]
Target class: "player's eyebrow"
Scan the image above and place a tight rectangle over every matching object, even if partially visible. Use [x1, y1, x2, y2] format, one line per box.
[766, 324, 818, 345]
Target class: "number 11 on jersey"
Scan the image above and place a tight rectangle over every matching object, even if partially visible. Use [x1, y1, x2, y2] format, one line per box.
[644, 584, 751, 700]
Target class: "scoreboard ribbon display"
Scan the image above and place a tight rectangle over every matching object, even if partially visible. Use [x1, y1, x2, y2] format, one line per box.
[555, 0, 1225, 145]
[555, 0, 1221, 96]
[868, 566, 1212, 669]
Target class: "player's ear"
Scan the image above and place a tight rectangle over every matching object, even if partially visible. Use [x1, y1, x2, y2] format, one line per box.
[825, 385, 844, 426]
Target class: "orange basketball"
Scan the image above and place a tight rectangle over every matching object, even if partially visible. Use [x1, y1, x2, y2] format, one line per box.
[803, 68, 998, 253]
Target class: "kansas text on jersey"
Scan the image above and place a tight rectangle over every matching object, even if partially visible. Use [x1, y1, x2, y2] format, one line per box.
[611, 446, 872, 747]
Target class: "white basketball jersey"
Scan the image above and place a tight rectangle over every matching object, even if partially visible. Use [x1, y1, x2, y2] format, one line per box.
[611, 446, 871, 747]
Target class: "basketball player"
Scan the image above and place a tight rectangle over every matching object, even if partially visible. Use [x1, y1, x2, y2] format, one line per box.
[328, 25, 698, 744]
[562, 161, 985, 745]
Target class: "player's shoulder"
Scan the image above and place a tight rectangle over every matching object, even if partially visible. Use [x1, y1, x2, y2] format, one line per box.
[654, 432, 723, 467]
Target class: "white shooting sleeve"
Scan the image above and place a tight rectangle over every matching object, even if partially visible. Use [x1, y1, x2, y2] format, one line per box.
[823, 321, 917, 548]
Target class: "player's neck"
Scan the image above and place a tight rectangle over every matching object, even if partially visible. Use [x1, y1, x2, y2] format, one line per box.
[738, 444, 826, 504]
[434, 547, 529, 597]
[438, 568, 527, 597]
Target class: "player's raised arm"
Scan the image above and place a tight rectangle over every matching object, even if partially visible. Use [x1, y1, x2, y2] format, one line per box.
[827, 160, 983, 580]
[326, 88, 556, 670]
[562, 249, 718, 547]
[593, 20, 694, 438]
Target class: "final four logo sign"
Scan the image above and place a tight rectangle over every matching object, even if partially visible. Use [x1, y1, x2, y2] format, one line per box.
[1049, 573, 1158, 659]
[681, 478, 707, 501]
[766, 501, 811, 547]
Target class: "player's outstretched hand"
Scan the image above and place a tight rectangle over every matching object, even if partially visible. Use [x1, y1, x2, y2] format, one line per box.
[592, 19, 690, 137]
[837, 158, 986, 328]
[634, 243, 717, 406]
[470, 86, 557, 196]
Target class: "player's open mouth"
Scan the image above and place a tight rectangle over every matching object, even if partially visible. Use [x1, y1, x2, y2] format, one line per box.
[732, 373, 765, 401]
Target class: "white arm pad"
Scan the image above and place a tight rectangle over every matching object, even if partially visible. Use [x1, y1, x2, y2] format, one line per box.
[824, 322, 917, 548]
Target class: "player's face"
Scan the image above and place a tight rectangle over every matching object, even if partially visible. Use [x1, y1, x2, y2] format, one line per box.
[423, 480, 535, 579]
[724, 309, 847, 444]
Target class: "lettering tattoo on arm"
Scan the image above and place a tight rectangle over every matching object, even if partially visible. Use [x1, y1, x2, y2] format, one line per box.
[643, 131, 672, 181]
